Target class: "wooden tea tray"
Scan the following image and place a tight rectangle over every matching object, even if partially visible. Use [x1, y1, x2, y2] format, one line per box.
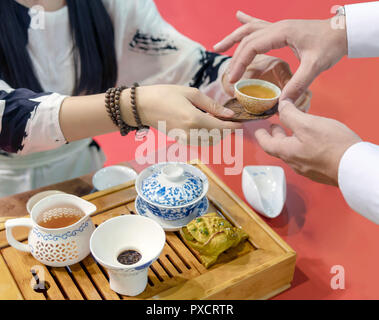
[0, 161, 296, 300]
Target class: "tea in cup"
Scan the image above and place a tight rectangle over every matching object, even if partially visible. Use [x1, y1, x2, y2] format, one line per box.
[5, 194, 97, 267]
[234, 79, 281, 115]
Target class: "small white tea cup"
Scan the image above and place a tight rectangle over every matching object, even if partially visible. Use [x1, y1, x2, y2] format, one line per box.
[90, 215, 165, 296]
[234, 79, 281, 115]
[92, 165, 138, 191]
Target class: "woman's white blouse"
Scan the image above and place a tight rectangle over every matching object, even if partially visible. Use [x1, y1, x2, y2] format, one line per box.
[0, 0, 230, 156]
[0, 0, 231, 196]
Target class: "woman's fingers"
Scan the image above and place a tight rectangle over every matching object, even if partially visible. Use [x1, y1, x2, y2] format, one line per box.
[186, 88, 235, 118]
[178, 106, 242, 146]
[196, 111, 242, 131]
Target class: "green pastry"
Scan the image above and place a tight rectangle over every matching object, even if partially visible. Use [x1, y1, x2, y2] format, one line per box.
[180, 212, 249, 268]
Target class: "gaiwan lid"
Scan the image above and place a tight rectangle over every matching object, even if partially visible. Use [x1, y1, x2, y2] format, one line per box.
[140, 163, 205, 207]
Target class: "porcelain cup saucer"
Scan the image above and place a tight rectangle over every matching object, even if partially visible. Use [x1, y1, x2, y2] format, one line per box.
[135, 196, 209, 232]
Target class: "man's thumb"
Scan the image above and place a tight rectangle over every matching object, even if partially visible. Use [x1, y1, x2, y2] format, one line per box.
[278, 99, 307, 131]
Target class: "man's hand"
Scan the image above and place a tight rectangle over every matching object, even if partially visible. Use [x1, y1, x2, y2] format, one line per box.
[214, 11, 348, 102]
[255, 100, 362, 186]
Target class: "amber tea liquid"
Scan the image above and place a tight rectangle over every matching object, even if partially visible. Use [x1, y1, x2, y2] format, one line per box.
[36, 206, 85, 229]
[239, 84, 277, 99]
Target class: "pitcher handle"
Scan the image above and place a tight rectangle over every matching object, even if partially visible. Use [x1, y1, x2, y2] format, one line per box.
[5, 218, 33, 252]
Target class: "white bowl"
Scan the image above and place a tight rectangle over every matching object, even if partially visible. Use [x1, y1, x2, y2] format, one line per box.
[90, 215, 165, 296]
[92, 166, 138, 191]
[26, 190, 66, 214]
[242, 166, 286, 218]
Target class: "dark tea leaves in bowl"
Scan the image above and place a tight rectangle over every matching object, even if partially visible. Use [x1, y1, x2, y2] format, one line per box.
[117, 250, 142, 265]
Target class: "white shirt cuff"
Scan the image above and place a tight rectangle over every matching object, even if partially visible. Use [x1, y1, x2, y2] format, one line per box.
[345, 2, 379, 58]
[338, 141, 379, 224]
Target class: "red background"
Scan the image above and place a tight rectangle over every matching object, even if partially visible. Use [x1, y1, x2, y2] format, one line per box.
[95, 0, 379, 299]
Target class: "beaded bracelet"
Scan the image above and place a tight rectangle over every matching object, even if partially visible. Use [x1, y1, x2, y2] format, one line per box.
[105, 84, 149, 137]
[105, 86, 133, 136]
[131, 82, 149, 139]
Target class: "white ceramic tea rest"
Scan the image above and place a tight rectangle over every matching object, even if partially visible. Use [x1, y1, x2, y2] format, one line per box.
[242, 166, 286, 218]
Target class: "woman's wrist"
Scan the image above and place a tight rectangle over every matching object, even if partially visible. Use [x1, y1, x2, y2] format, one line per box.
[121, 86, 153, 129]
[120, 88, 139, 127]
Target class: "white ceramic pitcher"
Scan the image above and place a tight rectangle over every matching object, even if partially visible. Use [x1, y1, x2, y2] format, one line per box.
[6, 194, 97, 267]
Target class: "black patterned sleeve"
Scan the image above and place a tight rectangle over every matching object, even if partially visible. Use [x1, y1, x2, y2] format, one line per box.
[0, 80, 67, 155]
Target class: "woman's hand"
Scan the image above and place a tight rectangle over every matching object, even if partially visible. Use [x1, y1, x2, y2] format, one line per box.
[255, 100, 361, 186]
[214, 11, 347, 103]
[221, 54, 312, 112]
[121, 85, 242, 144]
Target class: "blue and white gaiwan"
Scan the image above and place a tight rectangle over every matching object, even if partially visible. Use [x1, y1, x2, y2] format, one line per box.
[135, 162, 209, 222]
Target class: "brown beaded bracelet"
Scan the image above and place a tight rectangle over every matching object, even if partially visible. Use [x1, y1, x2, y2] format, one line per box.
[131, 82, 149, 138]
[105, 86, 137, 136]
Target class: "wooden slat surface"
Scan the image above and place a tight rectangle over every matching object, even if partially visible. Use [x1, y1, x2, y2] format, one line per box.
[0, 161, 295, 300]
[0, 253, 23, 300]
[48, 267, 84, 300]
[81, 256, 121, 300]
[1, 246, 65, 300]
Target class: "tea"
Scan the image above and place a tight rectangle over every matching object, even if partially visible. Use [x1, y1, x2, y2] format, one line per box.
[37, 206, 85, 229]
[117, 250, 142, 265]
[239, 84, 277, 99]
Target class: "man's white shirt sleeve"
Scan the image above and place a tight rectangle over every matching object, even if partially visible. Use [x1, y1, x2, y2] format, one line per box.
[337, 3, 379, 224]
[345, 2, 379, 58]
[339, 142, 379, 224]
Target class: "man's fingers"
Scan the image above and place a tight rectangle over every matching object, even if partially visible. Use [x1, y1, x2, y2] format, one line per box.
[236, 11, 269, 26]
[229, 31, 286, 83]
[295, 89, 312, 113]
[280, 58, 321, 102]
[271, 124, 287, 138]
[255, 128, 282, 157]
[213, 23, 256, 53]
[213, 13, 269, 53]
[278, 99, 308, 132]
[228, 33, 262, 82]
